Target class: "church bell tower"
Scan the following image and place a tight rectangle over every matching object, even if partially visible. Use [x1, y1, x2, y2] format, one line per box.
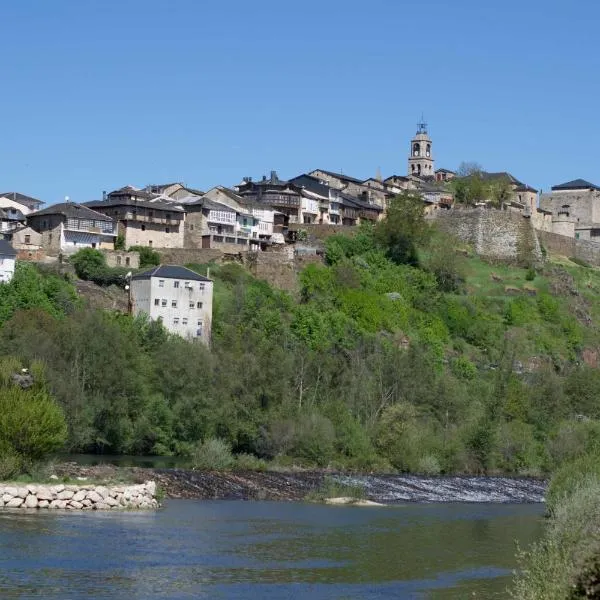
[408, 118, 434, 178]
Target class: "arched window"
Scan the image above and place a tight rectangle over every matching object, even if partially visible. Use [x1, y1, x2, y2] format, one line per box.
[413, 143, 420, 157]
[426, 144, 431, 157]
[411, 164, 416, 172]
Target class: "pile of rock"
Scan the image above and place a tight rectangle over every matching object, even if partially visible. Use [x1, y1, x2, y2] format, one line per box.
[0, 481, 159, 510]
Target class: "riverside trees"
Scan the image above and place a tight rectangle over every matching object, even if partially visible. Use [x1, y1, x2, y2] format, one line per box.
[1, 197, 599, 474]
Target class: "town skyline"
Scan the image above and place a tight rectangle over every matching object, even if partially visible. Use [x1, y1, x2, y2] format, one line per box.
[2, 0, 599, 202]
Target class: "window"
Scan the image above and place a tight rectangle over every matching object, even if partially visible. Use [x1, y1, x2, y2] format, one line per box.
[173, 281, 180, 288]
[166, 213, 171, 220]
[196, 320, 203, 337]
[189, 301, 195, 308]
[196, 301, 203, 309]
[199, 283, 205, 292]
[426, 143, 431, 157]
[184, 281, 190, 288]
[24, 235, 31, 244]
[154, 298, 160, 306]
[413, 142, 420, 157]
[125, 257, 130, 266]
[159, 280, 165, 287]
[182, 318, 188, 325]
[171, 300, 177, 308]
[49, 233, 53, 243]
[161, 299, 167, 307]
[141, 225, 146, 231]
[42, 220, 47, 228]
[116, 256, 122, 265]
[148, 240, 153, 247]
[173, 317, 179, 325]
[190, 224, 194, 230]
[165, 227, 170, 233]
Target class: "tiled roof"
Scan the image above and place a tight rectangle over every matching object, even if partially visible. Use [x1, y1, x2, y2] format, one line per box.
[29, 202, 114, 221]
[131, 265, 211, 282]
[514, 184, 538, 193]
[551, 179, 600, 191]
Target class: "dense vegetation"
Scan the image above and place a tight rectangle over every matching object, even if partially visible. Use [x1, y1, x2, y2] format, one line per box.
[1, 193, 600, 475]
[511, 451, 600, 599]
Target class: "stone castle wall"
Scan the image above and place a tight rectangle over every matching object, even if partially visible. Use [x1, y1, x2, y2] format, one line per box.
[431, 207, 541, 264]
[0, 481, 158, 511]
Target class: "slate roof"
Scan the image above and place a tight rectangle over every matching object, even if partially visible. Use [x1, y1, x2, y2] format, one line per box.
[480, 171, 523, 186]
[131, 265, 211, 282]
[0, 239, 17, 257]
[29, 202, 114, 221]
[0, 192, 44, 210]
[434, 168, 456, 174]
[551, 179, 600, 191]
[289, 174, 331, 197]
[514, 184, 538, 193]
[85, 197, 185, 213]
[310, 169, 364, 185]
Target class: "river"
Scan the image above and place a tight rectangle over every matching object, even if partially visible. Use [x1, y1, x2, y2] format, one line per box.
[0, 499, 543, 599]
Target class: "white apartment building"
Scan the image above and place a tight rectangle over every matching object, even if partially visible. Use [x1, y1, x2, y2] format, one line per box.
[130, 265, 213, 344]
[0, 240, 17, 283]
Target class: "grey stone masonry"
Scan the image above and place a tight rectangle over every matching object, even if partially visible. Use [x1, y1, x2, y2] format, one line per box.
[0, 481, 159, 510]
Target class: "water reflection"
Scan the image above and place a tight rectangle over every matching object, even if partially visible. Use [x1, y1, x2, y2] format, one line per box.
[0, 500, 543, 599]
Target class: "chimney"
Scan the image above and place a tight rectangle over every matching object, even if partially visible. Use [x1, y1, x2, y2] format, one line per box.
[271, 170, 278, 181]
[262, 175, 267, 182]
[102, 190, 107, 201]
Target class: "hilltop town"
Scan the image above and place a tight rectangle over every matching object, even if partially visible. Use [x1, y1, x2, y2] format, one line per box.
[1, 120, 599, 340]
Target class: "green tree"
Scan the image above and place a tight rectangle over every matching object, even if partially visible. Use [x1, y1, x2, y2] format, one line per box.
[375, 191, 428, 266]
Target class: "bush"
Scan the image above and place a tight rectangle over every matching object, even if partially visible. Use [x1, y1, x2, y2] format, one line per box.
[511, 477, 600, 599]
[0, 387, 67, 464]
[291, 414, 336, 467]
[0, 440, 23, 480]
[71, 248, 130, 287]
[129, 246, 160, 268]
[234, 453, 267, 471]
[525, 266, 537, 281]
[305, 475, 367, 502]
[192, 437, 235, 471]
[546, 451, 600, 515]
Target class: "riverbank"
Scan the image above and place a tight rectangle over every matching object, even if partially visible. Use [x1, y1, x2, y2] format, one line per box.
[53, 463, 546, 503]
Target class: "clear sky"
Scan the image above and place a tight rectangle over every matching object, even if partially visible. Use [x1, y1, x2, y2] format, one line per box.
[1, 0, 599, 204]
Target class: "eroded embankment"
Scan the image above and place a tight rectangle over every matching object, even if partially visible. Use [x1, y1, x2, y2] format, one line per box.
[55, 463, 546, 503]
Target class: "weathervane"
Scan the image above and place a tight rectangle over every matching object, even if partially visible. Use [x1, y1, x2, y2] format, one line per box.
[417, 113, 428, 134]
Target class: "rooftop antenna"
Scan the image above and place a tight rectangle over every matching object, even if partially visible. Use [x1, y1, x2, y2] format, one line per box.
[65, 196, 70, 203]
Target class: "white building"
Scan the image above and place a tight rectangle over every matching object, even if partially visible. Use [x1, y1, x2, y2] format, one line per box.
[130, 265, 213, 344]
[0, 240, 17, 283]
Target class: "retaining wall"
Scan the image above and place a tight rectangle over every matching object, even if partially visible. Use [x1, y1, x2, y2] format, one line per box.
[0, 481, 158, 510]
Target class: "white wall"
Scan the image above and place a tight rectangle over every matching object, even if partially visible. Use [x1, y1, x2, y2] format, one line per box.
[131, 275, 213, 344]
[0, 255, 16, 283]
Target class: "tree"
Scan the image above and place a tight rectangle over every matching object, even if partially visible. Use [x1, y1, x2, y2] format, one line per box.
[375, 191, 428, 266]
[488, 176, 514, 209]
[452, 162, 488, 206]
[129, 246, 160, 268]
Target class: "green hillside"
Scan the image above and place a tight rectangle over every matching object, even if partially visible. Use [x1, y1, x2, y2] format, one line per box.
[2, 195, 600, 477]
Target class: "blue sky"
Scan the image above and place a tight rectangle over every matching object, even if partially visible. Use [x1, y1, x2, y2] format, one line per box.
[1, 0, 599, 204]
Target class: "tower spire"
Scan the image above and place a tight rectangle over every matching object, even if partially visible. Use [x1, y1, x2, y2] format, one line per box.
[417, 113, 428, 134]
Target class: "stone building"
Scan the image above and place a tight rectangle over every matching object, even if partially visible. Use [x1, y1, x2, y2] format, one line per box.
[85, 186, 185, 249]
[5, 226, 44, 260]
[539, 179, 600, 240]
[408, 120, 434, 178]
[27, 202, 117, 255]
[130, 265, 213, 345]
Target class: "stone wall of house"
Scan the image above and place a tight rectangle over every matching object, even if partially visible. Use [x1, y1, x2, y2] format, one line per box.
[16, 248, 46, 261]
[431, 207, 541, 264]
[0, 481, 158, 510]
[121, 221, 184, 249]
[183, 211, 205, 249]
[158, 248, 226, 265]
[104, 250, 140, 269]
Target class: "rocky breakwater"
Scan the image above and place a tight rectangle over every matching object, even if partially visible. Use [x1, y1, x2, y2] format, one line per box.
[0, 481, 159, 510]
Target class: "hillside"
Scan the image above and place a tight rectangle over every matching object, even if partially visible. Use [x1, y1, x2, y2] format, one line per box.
[2, 197, 600, 476]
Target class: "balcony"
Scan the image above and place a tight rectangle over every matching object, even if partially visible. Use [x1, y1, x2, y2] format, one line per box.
[122, 213, 182, 225]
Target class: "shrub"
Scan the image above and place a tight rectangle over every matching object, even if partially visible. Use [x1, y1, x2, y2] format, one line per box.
[192, 437, 235, 471]
[291, 413, 336, 467]
[305, 475, 367, 502]
[0, 387, 68, 464]
[0, 440, 23, 480]
[525, 267, 537, 281]
[234, 453, 267, 471]
[70, 248, 130, 287]
[129, 246, 160, 268]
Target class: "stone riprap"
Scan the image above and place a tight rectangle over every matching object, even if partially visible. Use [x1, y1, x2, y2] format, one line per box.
[0, 481, 159, 510]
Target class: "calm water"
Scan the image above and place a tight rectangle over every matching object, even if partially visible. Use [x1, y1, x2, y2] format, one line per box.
[0, 500, 543, 599]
